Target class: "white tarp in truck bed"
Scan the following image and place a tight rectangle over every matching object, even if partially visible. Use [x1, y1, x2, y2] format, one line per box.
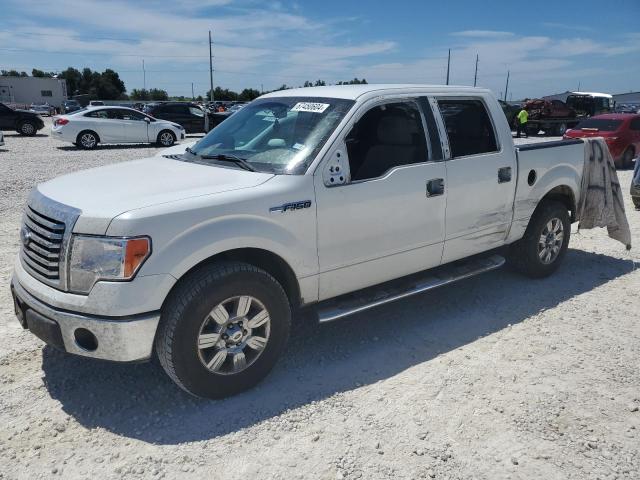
[577, 138, 632, 249]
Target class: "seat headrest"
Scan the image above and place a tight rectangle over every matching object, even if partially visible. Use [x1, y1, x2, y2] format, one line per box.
[377, 115, 413, 145]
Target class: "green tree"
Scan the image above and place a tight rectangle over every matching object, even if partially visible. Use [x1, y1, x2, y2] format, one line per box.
[149, 88, 168, 101]
[58, 67, 82, 95]
[130, 89, 150, 101]
[238, 88, 260, 101]
[1, 70, 27, 77]
[337, 78, 368, 85]
[31, 69, 55, 78]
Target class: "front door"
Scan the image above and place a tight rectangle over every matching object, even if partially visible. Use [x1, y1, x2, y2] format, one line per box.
[315, 98, 447, 300]
[434, 97, 517, 263]
[115, 109, 149, 143]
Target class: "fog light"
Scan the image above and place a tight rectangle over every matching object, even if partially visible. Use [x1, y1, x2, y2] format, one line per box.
[74, 328, 98, 351]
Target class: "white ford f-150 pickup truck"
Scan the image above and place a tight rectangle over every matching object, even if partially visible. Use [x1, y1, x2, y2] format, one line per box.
[12, 85, 586, 398]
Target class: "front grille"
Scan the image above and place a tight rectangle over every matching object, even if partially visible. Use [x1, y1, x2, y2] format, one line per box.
[21, 206, 65, 281]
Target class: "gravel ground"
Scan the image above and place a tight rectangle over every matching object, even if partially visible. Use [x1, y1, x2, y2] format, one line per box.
[0, 119, 639, 480]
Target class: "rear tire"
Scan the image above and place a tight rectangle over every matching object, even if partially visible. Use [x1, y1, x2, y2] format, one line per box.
[556, 122, 567, 136]
[76, 131, 99, 149]
[507, 200, 570, 278]
[621, 147, 635, 169]
[155, 262, 291, 399]
[18, 121, 37, 136]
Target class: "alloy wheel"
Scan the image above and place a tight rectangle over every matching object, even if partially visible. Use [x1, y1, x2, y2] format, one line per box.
[197, 295, 271, 375]
[538, 217, 564, 264]
[80, 133, 96, 148]
[160, 132, 174, 146]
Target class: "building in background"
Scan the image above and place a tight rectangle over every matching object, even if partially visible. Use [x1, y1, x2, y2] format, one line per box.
[613, 91, 640, 104]
[0, 76, 67, 108]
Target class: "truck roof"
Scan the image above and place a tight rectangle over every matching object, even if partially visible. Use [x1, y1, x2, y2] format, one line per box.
[260, 84, 491, 100]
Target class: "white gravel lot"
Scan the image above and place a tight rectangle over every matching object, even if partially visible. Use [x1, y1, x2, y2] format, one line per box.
[0, 119, 638, 480]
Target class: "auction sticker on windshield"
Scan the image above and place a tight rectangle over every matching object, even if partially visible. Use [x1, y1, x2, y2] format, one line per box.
[291, 102, 330, 113]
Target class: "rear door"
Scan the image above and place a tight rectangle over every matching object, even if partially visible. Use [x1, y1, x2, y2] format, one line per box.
[434, 97, 517, 263]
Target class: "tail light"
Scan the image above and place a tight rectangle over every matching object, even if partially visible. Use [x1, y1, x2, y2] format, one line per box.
[55, 118, 69, 126]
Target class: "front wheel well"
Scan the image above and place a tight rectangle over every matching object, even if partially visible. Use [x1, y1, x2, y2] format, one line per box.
[169, 248, 301, 309]
[539, 185, 576, 222]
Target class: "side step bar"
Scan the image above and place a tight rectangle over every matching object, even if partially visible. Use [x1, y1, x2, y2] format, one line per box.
[316, 254, 505, 323]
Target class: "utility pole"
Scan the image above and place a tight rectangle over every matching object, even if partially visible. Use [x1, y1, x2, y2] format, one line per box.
[446, 49, 451, 85]
[208, 30, 214, 102]
[473, 54, 478, 87]
[191, 82, 195, 100]
[577, 81, 581, 91]
[142, 59, 146, 90]
[504, 70, 510, 101]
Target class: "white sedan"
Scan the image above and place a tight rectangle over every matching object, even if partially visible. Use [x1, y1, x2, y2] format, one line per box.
[51, 106, 185, 149]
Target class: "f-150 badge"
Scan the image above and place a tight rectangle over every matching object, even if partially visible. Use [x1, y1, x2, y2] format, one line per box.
[269, 200, 312, 213]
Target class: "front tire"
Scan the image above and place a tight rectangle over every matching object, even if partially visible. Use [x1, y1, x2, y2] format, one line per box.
[155, 262, 291, 399]
[157, 130, 176, 147]
[507, 200, 570, 278]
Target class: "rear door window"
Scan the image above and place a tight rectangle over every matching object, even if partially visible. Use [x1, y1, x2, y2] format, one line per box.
[437, 99, 498, 158]
[85, 109, 109, 119]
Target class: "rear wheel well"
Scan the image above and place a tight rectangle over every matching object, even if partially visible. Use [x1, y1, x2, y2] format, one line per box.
[171, 248, 301, 309]
[539, 185, 576, 222]
[76, 129, 100, 143]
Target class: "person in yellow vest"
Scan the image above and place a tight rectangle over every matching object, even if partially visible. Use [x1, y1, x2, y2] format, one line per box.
[516, 107, 529, 138]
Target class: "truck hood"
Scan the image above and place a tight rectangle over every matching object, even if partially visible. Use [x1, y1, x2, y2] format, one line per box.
[37, 156, 274, 234]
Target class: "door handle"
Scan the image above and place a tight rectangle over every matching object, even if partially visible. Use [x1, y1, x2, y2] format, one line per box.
[426, 178, 445, 197]
[498, 166, 512, 183]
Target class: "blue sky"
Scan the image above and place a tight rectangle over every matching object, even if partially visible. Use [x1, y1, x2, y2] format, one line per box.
[1, 0, 639, 99]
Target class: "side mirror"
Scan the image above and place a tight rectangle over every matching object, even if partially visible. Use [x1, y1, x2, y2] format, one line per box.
[323, 141, 350, 187]
[144, 117, 151, 123]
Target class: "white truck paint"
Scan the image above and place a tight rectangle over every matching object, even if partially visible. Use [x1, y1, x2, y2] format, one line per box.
[12, 85, 585, 397]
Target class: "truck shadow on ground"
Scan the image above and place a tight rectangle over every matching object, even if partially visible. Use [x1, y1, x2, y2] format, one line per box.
[41, 248, 637, 444]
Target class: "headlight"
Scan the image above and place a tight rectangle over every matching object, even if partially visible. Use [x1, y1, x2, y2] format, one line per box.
[69, 236, 151, 294]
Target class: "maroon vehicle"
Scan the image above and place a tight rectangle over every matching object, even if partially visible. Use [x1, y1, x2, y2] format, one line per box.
[563, 113, 640, 168]
[524, 99, 575, 120]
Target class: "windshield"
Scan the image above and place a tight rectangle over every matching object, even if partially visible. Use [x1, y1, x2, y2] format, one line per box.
[187, 96, 354, 174]
[575, 118, 623, 131]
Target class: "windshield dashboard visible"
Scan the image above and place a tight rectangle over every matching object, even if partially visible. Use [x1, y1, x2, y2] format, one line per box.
[183, 96, 355, 175]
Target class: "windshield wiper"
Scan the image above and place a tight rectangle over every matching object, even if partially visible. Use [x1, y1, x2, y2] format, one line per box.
[199, 153, 257, 172]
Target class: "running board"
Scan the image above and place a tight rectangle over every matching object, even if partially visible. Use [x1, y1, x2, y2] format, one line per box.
[316, 254, 505, 323]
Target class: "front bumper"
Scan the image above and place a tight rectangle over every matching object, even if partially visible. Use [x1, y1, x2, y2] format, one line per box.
[11, 278, 160, 362]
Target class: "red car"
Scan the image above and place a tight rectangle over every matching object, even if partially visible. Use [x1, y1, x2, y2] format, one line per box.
[563, 114, 640, 168]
